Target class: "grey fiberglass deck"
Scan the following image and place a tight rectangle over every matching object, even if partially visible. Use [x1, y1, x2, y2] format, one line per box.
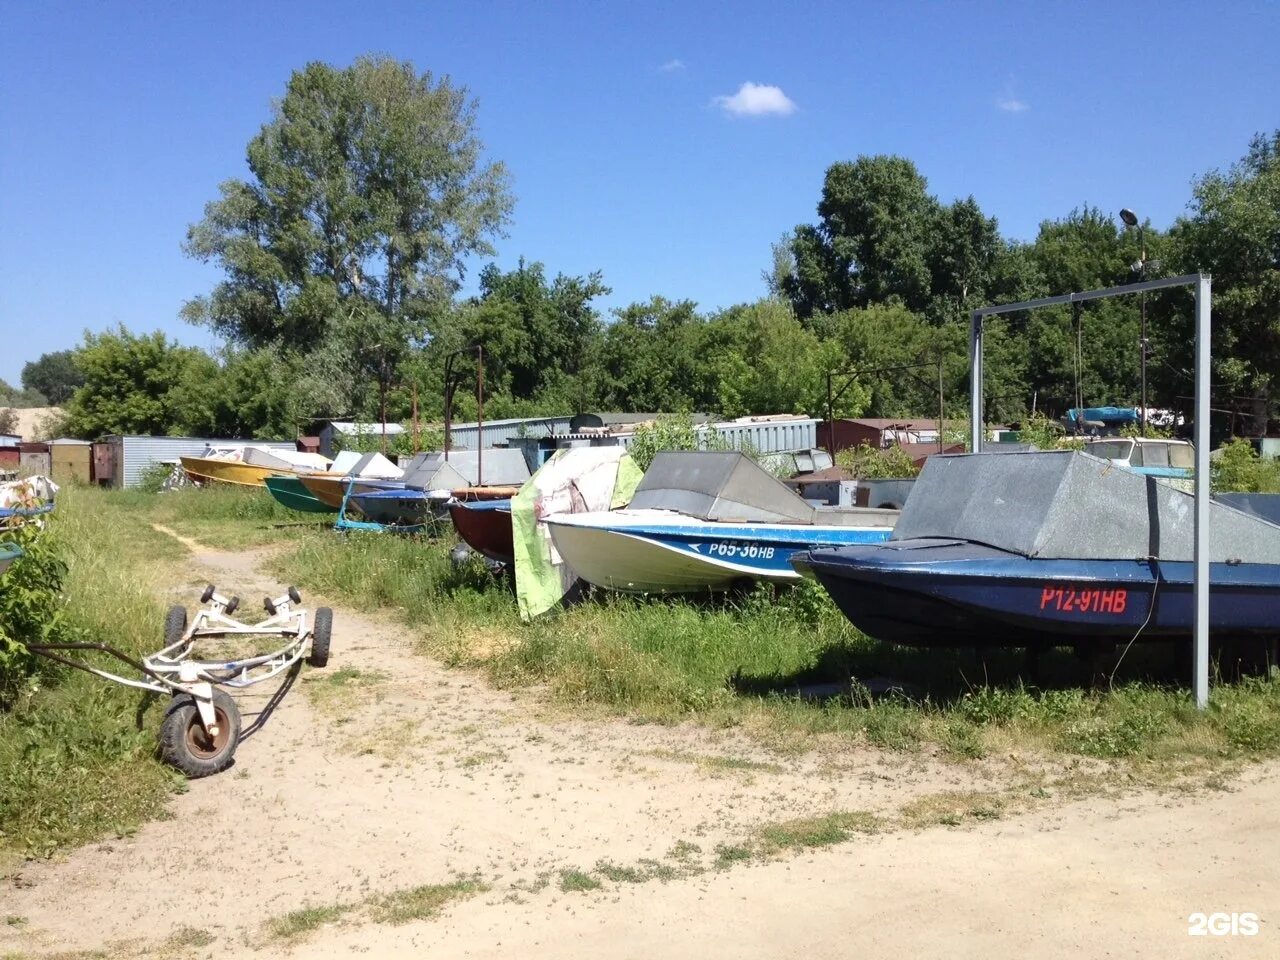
[402, 449, 530, 491]
[1216, 493, 1280, 527]
[893, 450, 1280, 563]
[629, 451, 816, 523]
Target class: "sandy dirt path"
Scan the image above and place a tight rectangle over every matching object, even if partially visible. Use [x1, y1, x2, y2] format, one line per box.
[1, 533, 1277, 958]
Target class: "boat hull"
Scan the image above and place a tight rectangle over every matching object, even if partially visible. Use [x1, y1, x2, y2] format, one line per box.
[300, 475, 399, 509]
[798, 539, 1280, 647]
[264, 475, 334, 514]
[449, 499, 514, 564]
[180, 456, 315, 489]
[547, 513, 893, 593]
[346, 488, 447, 527]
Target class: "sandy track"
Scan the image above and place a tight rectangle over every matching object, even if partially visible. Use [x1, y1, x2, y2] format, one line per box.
[1, 535, 1277, 958]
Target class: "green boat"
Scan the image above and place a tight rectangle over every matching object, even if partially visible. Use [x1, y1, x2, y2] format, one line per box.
[265, 475, 335, 514]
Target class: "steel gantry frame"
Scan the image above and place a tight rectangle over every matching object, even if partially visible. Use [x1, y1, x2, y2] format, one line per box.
[969, 273, 1212, 708]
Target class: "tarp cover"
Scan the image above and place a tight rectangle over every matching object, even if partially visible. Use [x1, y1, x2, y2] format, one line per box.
[1064, 406, 1139, 425]
[628, 451, 815, 523]
[894, 450, 1280, 563]
[403, 449, 530, 491]
[345, 452, 403, 479]
[241, 446, 330, 473]
[513, 448, 643, 620]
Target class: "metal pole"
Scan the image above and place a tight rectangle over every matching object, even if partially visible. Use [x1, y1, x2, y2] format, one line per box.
[937, 353, 944, 454]
[1140, 226, 1148, 437]
[476, 345, 484, 487]
[1193, 275, 1211, 709]
[969, 311, 983, 452]
[826, 372, 834, 455]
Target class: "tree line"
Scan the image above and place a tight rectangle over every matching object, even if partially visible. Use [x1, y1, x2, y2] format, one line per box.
[12, 56, 1277, 442]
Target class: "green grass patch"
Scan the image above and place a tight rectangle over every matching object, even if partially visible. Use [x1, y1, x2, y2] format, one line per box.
[368, 878, 486, 925]
[264, 903, 353, 941]
[757, 810, 882, 850]
[558, 868, 602, 892]
[117, 484, 316, 550]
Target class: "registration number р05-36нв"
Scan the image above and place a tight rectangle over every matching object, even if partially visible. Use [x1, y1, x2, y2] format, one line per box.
[1040, 586, 1128, 614]
[706, 541, 775, 560]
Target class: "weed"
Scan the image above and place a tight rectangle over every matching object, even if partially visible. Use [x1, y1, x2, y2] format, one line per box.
[369, 878, 486, 925]
[713, 843, 755, 868]
[558, 869, 602, 893]
[757, 810, 881, 851]
[595, 861, 645, 883]
[264, 903, 352, 941]
[163, 926, 215, 948]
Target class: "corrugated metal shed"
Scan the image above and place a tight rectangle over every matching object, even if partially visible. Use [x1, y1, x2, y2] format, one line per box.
[102, 435, 297, 489]
[444, 414, 820, 457]
[445, 416, 577, 451]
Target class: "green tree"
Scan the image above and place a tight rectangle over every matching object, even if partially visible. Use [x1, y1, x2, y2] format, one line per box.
[0, 379, 47, 408]
[441, 260, 609, 404]
[784, 155, 939, 318]
[60, 327, 219, 438]
[1160, 131, 1280, 431]
[20, 351, 84, 405]
[183, 56, 514, 421]
[596, 297, 704, 412]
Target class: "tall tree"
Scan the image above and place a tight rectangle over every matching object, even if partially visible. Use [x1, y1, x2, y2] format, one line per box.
[183, 56, 514, 419]
[442, 260, 609, 402]
[21, 350, 84, 405]
[783, 156, 940, 318]
[1160, 131, 1280, 430]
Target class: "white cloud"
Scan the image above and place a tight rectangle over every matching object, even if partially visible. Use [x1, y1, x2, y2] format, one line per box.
[659, 59, 684, 72]
[996, 79, 1029, 113]
[713, 81, 797, 118]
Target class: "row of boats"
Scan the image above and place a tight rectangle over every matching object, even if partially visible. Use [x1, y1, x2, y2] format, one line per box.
[177, 443, 1280, 650]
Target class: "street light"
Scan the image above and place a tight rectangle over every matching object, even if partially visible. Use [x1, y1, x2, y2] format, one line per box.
[1119, 208, 1148, 435]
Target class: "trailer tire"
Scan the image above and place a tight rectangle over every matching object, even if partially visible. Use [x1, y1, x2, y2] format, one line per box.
[159, 689, 241, 778]
[309, 607, 333, 668]
[163, 605, 188, 646]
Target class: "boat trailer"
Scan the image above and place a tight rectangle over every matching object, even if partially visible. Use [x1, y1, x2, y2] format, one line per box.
[29, 584, 332, 777]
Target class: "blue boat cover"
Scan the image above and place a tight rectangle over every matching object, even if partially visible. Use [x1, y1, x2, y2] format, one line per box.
[1064, 406, 1138, 425]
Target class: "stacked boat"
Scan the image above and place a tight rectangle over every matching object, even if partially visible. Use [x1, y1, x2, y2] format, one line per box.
[345, 450, 530, 531]
[793, 450, 1280, 648]
[180, 445, 332, 488]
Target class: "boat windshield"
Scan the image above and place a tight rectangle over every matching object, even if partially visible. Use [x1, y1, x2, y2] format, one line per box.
[1086, 439, 1133, 463]
[1168, 443, 1195, 468]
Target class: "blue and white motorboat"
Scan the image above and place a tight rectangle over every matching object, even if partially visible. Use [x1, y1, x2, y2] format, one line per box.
[793, 449, 1280, 648]
[544, 451, 897, 594]
[547, 510, 892, 592]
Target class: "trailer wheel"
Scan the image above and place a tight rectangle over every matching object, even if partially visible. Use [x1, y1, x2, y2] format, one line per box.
[163, 605, 188, 645]
[159, 689, 241, 778]
[288, 585, 302, 604]
[308, 607, 333, 668]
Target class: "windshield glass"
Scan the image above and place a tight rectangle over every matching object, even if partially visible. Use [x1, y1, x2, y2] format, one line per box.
[1086, 440, 1133, 462]
[1169, 443, 1195, 468]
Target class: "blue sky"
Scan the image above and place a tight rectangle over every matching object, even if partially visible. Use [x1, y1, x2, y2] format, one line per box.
[2, 0, 1278, 387]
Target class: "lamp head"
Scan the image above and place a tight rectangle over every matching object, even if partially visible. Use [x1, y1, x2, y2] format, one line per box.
[1119, 208, 1139, 227]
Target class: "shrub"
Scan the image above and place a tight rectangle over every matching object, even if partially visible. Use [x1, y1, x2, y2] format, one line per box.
[834, 443, 919, 479]
[0, 522, 75, 703]
[1212, 437, 1280, 493]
